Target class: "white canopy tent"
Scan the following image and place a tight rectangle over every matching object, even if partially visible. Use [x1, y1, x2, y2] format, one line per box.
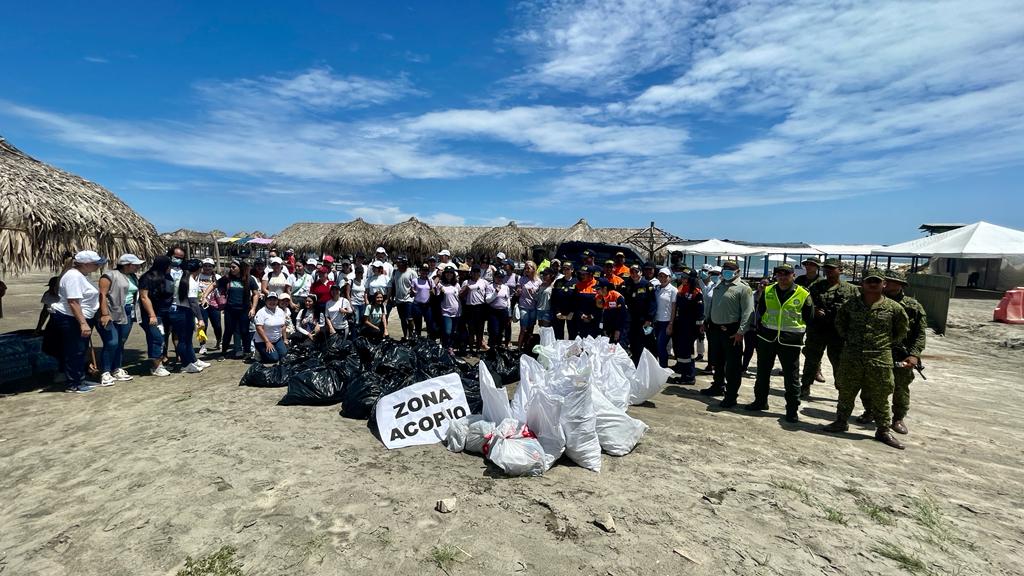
[665, 239, 766, 257]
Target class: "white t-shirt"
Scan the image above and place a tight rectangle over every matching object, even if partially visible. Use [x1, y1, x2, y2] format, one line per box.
[367, 274, 390, 299]
[349, 276, 367, 305]
[291, 272, 313, 297]
[254, 306, 288, 343]
[265, 271, 294, 295]
[51, 269, 100, 319]
[173, 275, 201, 307]
[325, 297, 352, 330]
[655, 285, 677, 322]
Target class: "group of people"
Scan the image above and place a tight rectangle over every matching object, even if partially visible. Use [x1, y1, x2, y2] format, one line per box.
[40, 245, 927, 449]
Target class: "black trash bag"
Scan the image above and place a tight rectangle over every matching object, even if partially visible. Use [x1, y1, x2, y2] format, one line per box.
[323, 333, 354, 360]
[353, 336, 382, 366]
[239, 362, 289, 388]
[279, 367, 345, 405]
[377, 344, 417, 376]
[328, 356, 362, 387]
[461, 375, 483, 414]
[285, 339, 317, 362]
[341, 372, 384, 419]
[482, 347, 521, 386]
[379, 370, 422, 397]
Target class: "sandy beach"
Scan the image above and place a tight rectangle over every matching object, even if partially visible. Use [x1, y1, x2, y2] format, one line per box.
[1, 270, 1022, 576]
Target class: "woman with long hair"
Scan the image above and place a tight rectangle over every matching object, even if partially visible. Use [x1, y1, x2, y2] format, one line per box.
[169, 260, 208, 373]
[324, 284, 353, 340]
[96, 254, 144, 386]
[460, 266, 488, 352]
[516, 261, 541, 350]
[435, 266, 461, 352]
[362, 291, 388, 341]
[197, 258, 222, 355]
[216, 260, 258, 360]
[50, 251, 105, 392]
[294, 295, 324, 343]
[139, 255, 173, 376]
[253, 292, 289, 363]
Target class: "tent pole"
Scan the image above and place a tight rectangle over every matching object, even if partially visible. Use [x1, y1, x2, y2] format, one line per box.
[886, 256, 892, 271]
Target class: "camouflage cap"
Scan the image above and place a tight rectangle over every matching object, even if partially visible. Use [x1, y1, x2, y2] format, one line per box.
[721, 259, 740, 269]
[884, 269, 908, 283]
[774, 263, 795, 273]
[802, 256, 822, 266]
[822, 258, 841, 269]
[863, 268, 885, 281]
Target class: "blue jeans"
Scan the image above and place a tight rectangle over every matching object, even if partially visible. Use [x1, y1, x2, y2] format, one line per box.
[140, 315, 165, 360]
[488, 307, 507, 345]
[655, 321, 672, 368]
[96, 305, 134, 373]
[441, 316, 457, 349]
[53, 312, 92, 387]
[519, 308, 538, 331]
[396, 301, 413, 338]
[168, 306, 197, 365]
[223, 307, 252, 357]
[412, 301, 433, 337]
[200, 306, 222, 343]
[352, 304, 366, 327]
[257, 338, 288, 363]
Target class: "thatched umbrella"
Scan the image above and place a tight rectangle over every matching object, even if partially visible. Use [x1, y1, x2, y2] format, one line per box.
[322, 218, 382, 258]
[272, 222, 338, 256]
[435, 226, 485, 257]
[554, 218, 595, 245]
[0, 137, 163, 275]
[380, 217, 445, 264]
[470, 221, 540, 261]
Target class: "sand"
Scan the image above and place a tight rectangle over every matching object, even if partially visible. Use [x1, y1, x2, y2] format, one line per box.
[1, 271, 1022, 576]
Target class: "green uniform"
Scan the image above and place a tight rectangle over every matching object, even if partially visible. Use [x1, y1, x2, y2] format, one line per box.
[835, 295, 909, 428]
[860, 292, 927, 420]
[801, 279, 859, 389]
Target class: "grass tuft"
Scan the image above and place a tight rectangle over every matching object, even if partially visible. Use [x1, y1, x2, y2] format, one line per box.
[822, 506, 849, 526]
[857, 499, 897, 526]
[770, 478, 813, 505]
[429, 544, 461, 573]
[176, 545, 245, 576]
[872, 542, 929, 574]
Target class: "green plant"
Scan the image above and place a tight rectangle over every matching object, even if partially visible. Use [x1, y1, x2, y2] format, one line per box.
[822, 506, 849, 526]
[177, 546, 245, 576]
[429, 544, 461, 574]
[872, 543, 929, 574]
[770, 478, 813, 505]
[857, 499, 896, 526]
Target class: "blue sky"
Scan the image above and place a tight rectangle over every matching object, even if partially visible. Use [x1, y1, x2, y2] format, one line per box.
[2, 0, 1022, 244]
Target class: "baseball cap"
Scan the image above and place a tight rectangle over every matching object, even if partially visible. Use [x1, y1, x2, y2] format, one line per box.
[775, 263, 795, 273]
[269, 256, 283, 265]
[371, 260, 385, 268]
[658, 267, 671, 276]
[496, 252, 506, 260]
[285, 248, 294, 254]
[596, 278, 611, 289]
[323, 255, 335, 263]
[581, 249, 593, 257]
[884, 269, 908, 283]
[822, 258, 841, 269]
[254, 257, 266, 266]
[306, 257, 318, 265]
[802, 256, 822, 266]
[642, 262, 655, 270]
[722, 260, 739, 269]
[438, 249, 451, 257]
[118, 254, 145, 265]
[711, 266, 723, 273]
[701, 264, 713, 272]
[615, 251, 625, 257]
[375, 246, 387, 254]
[396, 255, 408, 263]
[200, 257, 215, 265]
[317, 265, 329, 274]
[428, 255, 438, 262]
[279, 292, 292, 300]
[603, 259, 614, 265]
[74, 250, 107, 265]
[420, 263, 430, 271]
[863, 268, 885, 281]
[266, 291, 280, 300]
[494, 269, 507, 278]
[340, 258, 351, 265]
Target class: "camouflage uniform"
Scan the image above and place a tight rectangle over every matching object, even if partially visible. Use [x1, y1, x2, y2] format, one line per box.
[801, 273, 859, 392]
[835, 292, 909, 428]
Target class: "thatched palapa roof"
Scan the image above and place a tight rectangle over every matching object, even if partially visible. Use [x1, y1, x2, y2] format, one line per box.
[272, 222, 338, 255]
[0, 137, 163, 275]
[323, 218, 383, 257]
[159, 228, 218, 244]
[469, 221, 540, 260]
[552, 218, 594, 245]
[380, 217, 445, 263]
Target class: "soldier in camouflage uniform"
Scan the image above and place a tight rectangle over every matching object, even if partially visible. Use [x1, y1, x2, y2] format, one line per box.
[823, 269, 909, 450]
[856, 269, 927, 435]
[799, 258, 859, 399]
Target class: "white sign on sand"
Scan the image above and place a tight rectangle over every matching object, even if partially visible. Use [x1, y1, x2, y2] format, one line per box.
[376, 373, 470, 449]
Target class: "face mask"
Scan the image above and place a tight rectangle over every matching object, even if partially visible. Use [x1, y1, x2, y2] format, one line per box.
[171, 258, 182, 267]
[700, 271, 709, 280]
[721, 270, 737, 282]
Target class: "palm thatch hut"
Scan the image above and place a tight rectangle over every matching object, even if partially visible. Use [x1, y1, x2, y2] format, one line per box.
[552, 218, 595, 245]
[322, 218, 382, 258]
[272, 222, 336, 257]
[379, 217, 445, 264]
[469, 221, 540, 261]
[159, 228, 219, 259]
[435, 226, 484, 256]
[0, 137, 163, 275]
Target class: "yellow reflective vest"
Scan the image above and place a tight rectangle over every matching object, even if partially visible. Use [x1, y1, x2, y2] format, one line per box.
[758, 283, 810, 347]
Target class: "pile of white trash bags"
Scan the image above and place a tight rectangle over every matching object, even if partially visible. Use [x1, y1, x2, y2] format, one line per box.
[446, 328, 671, 476]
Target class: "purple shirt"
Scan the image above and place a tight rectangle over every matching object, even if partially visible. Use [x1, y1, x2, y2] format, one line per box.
[411, 277, 432, 304]
[486, 283, 511, 310]
[438, 284, 461, 317]
[517, 276, 541, 310]
[462, 278, 488, 306]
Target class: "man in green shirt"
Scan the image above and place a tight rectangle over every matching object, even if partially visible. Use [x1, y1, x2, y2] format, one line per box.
[800, 258, 859, 399]
[699, 260, 754, 408]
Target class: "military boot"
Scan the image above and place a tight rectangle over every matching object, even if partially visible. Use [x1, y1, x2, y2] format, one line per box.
[856, 411, 872, 424]
[891, 419, 909, 435]
[875, 428, 905, 450]
[699, 385, 725, 397]
[785, 407, 799, 423]
[799, 384, 811, 400]
[822, 421, 849, 433]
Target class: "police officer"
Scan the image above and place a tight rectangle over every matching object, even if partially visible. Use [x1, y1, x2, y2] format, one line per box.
[745, 264, 814, 422]
[551, 261, 577, 339]
[796, 257, 821, 288]
[622, 264, 656, 363]
[856, 269, 927, 435]
[823, 269, 909, 449]
[699, 260, 754, 407]
[799, 258, 858, 399]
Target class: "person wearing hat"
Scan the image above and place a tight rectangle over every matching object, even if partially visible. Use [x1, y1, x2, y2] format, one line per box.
[374, 246, 394, 277]
[389, 256, 417, 339]
[263, 256, 295, 299]
[796, 256, 822, 288]
[799, 258, 859, 399]
[611, 251, 630, 278]
[485, 268, 512, 348]
[743, 263, 815, 422]
[622, 264, 656, 364]
[367, 260, 391, 303]
[348, 260, 367, 326]
[822, 269, 910, 449]
[438, 249, 453, 267]
[284, 248, 296, 274]
[595, 278, 628, 346]
[309, 266, 335, 316]
[579, 249, 597, 275]
[672, 268, 704, 383]
[412, 263, 437, 339]
[855, 269, 927, 436]
[652, 267, 677, 368]
[696, 264, 722, 371]
[50, 251, 107, 391]
[95, 254, 144, 386]
[551, 261, 578, 339]
[533, 247, 551, 275]
[572, 265, 602, 338]
[323, 284, 353, 340]
[254, 292, 289, 362]
[602, 260, 625, 287]
[700, 260, 753, 406]
[196, 258, 223, 355]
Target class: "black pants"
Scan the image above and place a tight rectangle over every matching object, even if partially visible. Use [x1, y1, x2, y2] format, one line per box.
[672, 322, 699, 371]
[753, 339, 802, 410]
[464, 304, 486, 348]
[742, 330, 758, 372]
[708, 322, 744, 399]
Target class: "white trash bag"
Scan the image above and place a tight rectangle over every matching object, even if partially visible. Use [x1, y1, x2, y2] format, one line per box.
[480, 361, 512, 424]
[511, 355, 545, 422]
[591, 386, 649, 456]
[630, 348, 671, 405]
[539, 326, 556, 347]
[465, 419, 498, 454]
[526, 388, 566, 470]
[445, 414, 490, 453]
[559, 381, 602, 472]
[487, 434, 546, 477]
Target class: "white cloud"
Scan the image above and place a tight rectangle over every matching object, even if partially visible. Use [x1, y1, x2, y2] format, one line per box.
[83, 56, 109, 64]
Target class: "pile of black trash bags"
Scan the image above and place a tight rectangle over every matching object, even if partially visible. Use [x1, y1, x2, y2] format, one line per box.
[239, 335, 506, 419]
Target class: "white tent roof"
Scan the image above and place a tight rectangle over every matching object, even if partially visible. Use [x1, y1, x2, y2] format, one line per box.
[872, 222, 1024, 258]
[665, 239, 766, 256]
[811, 244, 884, 255]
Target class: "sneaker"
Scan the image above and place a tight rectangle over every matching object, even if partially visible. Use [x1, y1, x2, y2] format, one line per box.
[195, 359, 212, 369]
[66, 384, 94, 393]
[185, 362, 204, 373]
[96, 372, 116, 387]
[114, 368, 134, 381]
[151, 366, 171, 377]
[199, 344, 208, 356]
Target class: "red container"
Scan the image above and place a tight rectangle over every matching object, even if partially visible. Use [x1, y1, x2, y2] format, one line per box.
[994, 288, 1024, 324]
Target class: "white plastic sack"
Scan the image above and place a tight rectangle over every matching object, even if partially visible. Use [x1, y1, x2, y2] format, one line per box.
[465, 419, 497, 454]
[526, 388, 566, 471]
[511, 355, 545, 422]
[630, 348, 671, 405]
[480, 361, 512, 424]
[591, 386, 649, 456]
[487, 435, 546, 477]
[559, 381, 602, 472]
[539, 326, 556, 347]
[445, 414, 489, 453]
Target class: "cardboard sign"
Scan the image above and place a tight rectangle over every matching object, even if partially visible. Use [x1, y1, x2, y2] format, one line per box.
[376, 373, 470, 449]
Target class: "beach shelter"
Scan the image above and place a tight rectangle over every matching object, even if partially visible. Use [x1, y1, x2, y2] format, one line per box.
[0, 136, 163, 275]
[873, 222, 1024, 290]
[379, 217, 446, 264]
[666, 239, 766, 257]
[470, 221, 540, 261]
[272, 222, 336, 257]
[322, 218, 382, 259]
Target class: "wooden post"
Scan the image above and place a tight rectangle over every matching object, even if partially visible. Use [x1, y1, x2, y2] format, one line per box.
[886, 256, 892, 271]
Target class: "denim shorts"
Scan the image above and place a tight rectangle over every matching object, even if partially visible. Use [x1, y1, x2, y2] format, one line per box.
[536, 309, 553, 324]
[519, 308, 538, 328]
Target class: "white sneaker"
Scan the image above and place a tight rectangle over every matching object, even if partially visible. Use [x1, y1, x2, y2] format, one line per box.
[185, 362, 204, 373]
[96, 372, 116, 387]
[195, 359, 211, 369]
[114, 368, 133, 381]
[199, 344, 207, 355]
[151, 366, 171, 377]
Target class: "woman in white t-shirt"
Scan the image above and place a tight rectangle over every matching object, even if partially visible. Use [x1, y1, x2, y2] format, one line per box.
[366, 261, 390, 304]
[294, 295, 324, 343]
[324, 284, 353, 339]
[196, 258, 222, 354]
[348, 265, 367, 326]
[50, 251, 105, 393]
[653, 268, 678, 368]
[254, 292, 289, 363]
[169, 260, 208, 374]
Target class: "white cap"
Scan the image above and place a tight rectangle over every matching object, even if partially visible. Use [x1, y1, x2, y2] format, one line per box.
[74, 250, 107, 265]
[711, 266, 722, 273]
[701, 264, 713, 271]
[278, 292, 291, 300]
[438, 249, 451, 257]
[306, 258, 318, 265]
[658, 267, 672, 276]
[269, 256, 284, 264]
[375, 246, 387, 253]
[371, 260, 386, 268]
[201, 257, 215, 265]
[266, 291, 280, 299]
[496, 252, 506, 260]
[118, 254, 145, 265]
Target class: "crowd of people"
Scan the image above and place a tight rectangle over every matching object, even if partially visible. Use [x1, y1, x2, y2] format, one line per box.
[37, 245, 926, 449]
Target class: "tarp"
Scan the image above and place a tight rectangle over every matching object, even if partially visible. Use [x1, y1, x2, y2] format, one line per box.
[247, 238, 274, 245]
[872, 222, 1024, 258]
[217, 236, 241, 243]
[664, 239, 766, 257]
